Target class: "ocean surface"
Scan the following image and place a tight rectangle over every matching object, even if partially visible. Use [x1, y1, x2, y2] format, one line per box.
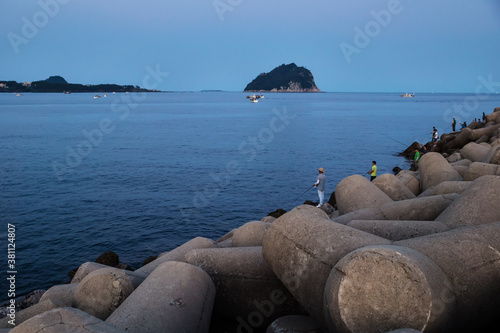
[1, 91, 500, 299]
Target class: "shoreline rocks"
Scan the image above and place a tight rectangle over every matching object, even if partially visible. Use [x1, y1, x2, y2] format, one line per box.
[5, 107, 500, 332]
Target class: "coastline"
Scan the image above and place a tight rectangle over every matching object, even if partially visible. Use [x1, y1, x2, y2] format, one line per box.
[2, 107, 500, 332]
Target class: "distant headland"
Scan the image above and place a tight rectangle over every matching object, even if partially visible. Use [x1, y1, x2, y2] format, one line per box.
[0, 76, 158, 93]
[244, 63, 321, 93]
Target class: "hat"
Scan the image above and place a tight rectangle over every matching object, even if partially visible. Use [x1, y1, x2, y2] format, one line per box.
[318, 167, 325, 172]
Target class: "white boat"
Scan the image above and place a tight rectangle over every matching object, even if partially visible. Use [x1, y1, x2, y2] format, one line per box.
[247, 94, 263, 103]
[400, 92, 414, 97]
[103, 94, 108, 97]
[94, 95, 101, 99]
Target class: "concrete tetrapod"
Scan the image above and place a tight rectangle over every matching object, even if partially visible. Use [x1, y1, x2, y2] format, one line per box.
[10, 307, 125, 333]
[325, 245, 455, 333]
[185, 246, 305, 329]
[335, 175, 393, 215]
[436, 175, 500, 227]
[262, 205, 391, 330]
[73, 267, 147, 320]
[418, 153, 462, 191]
[346, 220, 450, 241]
[39, 283, 77, 306]
[106, 261, 216, 333]
[372, 174, 416, 201]
[325, 222, 500, 333]
[231, 221, 271, 247]
[396, 222, 500, 332]
[135, 236, 215, 275]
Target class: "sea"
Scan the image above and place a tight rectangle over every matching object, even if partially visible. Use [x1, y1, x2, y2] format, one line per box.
[1, 91, 500, 300]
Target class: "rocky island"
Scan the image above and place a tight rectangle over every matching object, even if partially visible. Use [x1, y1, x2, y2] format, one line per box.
[0, 76, 156, 93]
[244, 63, 321, 92]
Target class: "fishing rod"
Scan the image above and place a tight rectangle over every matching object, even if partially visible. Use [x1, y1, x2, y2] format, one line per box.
[290, 185, 315, 203]
[380, 134, 410, 148]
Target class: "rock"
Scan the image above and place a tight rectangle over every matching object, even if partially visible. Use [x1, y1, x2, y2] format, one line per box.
[0, 299, 63, 328]
[268, 208, 287, 219]
[140, 255, 157, 267]
[185, 246, 305, 328]
[318, 202, 335, 216]
[398, 141, 420, 158]
[379, 194, 458, 221]
[446, 152, 462, 163]
[418, 152, 462, 191]
[436, 175, 500, 227]
[39, 284, 77, 307]
[392, 166, 402, 175]
[460, 142, 491, 162]
[346, 220, 450, 241]
[463, 162, 500, 181]
[261, 216, 277, 223]
[95, 251, 119, 267]
[266, 315, 321, 333]
[232, 221, 271, 247]
[328, 191, 336, 208]
[417, 180, 471, 197]
[331, 207, 386, 225]
[135, 236, 215, 275]
[18, 290, 45, 309]
[115, 263, 133, 271]
[372, 174, 416, 201]
[106, 261, 216, 333]
[73, 267, 147, 320]
[395, 222, 500, 332]
[262, 205, 391, 329]
[71, 262, 111, 283]
[395, 172, 421, 196]
[10, 307, 125, 333]
[335, 175, 393, 215]
[325, 245, 455, 333]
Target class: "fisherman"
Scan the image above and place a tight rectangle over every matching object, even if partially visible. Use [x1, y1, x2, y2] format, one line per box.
[452, 117, 456, 131]
[366, 161, 377, 181]
[313, 167, 326, 207]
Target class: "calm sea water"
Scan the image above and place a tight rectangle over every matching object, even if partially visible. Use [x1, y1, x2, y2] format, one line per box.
[1, 91, 500, 298]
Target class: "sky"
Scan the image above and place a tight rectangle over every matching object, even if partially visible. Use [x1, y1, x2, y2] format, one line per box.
[1, 0, 500, 92]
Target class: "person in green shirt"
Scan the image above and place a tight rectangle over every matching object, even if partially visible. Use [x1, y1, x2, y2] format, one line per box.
[367, 161, 377, 181]
[452, 117, 457, 131]
[414, 149, 421, 163]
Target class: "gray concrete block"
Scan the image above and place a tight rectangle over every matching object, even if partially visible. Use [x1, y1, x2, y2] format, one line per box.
[106, 261, 215, 333]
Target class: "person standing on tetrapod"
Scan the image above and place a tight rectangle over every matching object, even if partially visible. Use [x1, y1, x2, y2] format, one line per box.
[313, 167, 326, 207]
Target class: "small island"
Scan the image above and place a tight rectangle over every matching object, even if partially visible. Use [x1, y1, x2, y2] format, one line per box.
[244, 63, 321, 93]
[0, 76, 157, 93]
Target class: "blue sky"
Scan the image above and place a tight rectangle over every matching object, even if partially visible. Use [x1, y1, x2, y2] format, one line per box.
[1, 0, 499, 92]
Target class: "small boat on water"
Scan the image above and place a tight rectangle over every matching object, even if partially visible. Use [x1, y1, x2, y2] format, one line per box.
[63, 91, 71, 94]
[400, 92, 414, 97]
[94, 95, 101, 99]
[246, 94, 264, 103]
[103, 94, 108, 97]
[15, 93, 23, 96]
